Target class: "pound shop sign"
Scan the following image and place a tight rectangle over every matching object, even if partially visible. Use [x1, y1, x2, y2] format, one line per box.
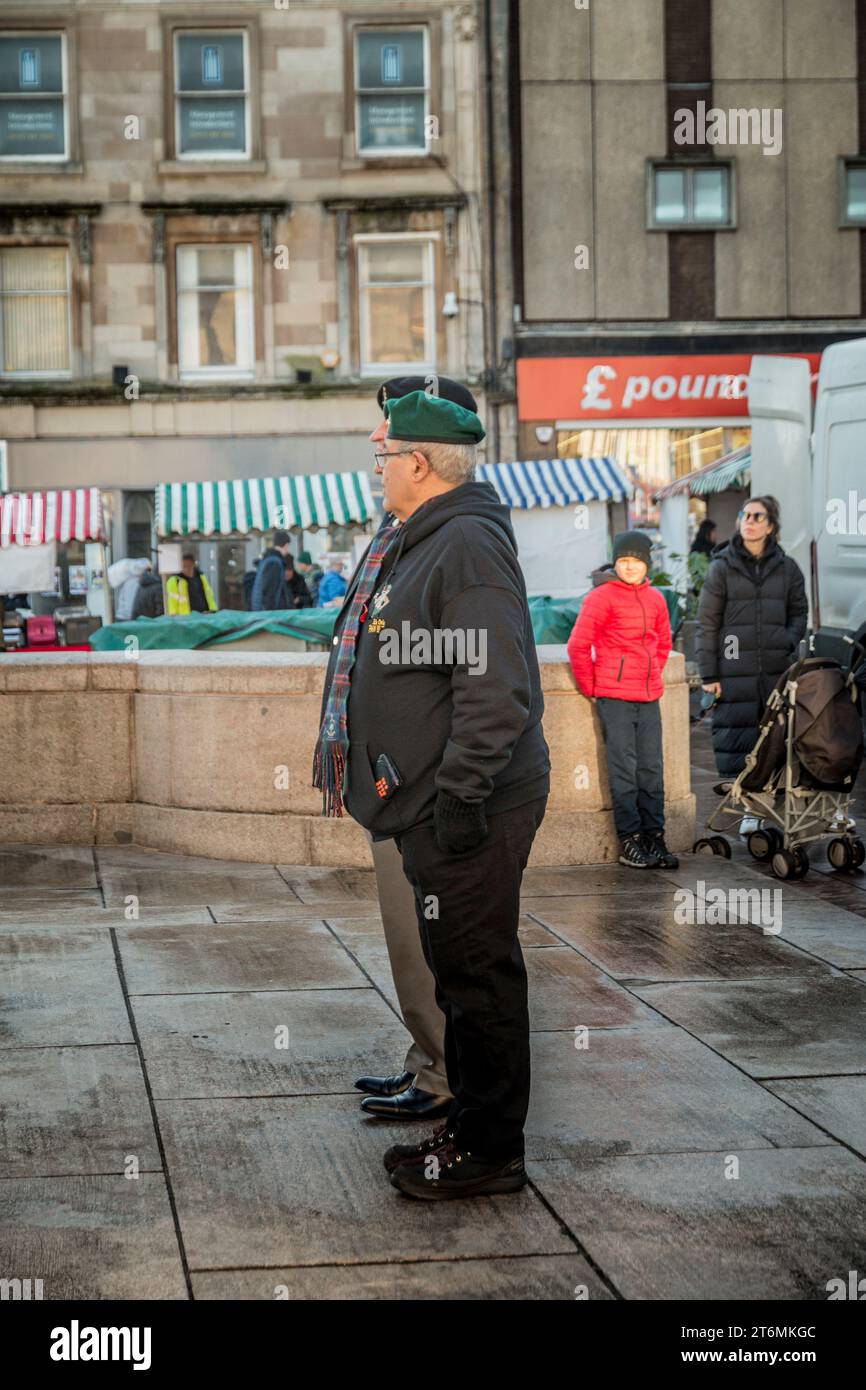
[517, 353, 821, 422]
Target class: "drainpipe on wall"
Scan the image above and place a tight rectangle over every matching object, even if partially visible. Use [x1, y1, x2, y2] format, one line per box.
[483, 0, 501, 463]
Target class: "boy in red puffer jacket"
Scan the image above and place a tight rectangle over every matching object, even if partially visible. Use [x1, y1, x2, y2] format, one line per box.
[567, 530, 677, 869]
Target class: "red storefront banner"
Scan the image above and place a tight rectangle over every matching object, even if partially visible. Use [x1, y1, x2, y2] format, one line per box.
[517, 353, 822, 421]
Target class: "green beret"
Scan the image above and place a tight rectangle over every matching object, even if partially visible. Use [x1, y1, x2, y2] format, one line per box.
[384, 389, 486, 445]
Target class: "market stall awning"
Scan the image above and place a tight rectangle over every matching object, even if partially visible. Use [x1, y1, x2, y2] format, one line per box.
[478, 457, 631, 510]
[654, 446, 751, 501]
[156, 472, 376, 538]
[0, 488, 105, 548]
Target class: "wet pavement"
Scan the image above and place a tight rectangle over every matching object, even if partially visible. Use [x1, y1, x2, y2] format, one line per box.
[1, 724, 865, 1301]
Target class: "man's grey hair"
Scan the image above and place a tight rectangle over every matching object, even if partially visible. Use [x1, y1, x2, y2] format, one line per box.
[414, 440, 477, 484]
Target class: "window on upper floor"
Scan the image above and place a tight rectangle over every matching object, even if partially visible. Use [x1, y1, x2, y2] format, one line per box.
[649, 163, 733, 230]
[176, 244, 255, 380]
[354, 27, 429, 158]
[0, 246, 71, 376]
[842, 161, 866, 225]
[0, 31, 68, 162]
[174, 30, 250, 160]
[356, 235, 436, 376]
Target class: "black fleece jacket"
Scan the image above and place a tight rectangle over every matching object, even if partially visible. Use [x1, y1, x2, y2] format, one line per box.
[320, 480, 550, 838]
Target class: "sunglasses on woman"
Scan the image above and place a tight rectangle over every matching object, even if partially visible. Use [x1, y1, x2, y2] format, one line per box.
[738, 509, 768, 522]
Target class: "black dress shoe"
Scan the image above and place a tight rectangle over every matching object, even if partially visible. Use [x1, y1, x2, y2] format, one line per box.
[360, 1085, 453, 1121]
[353, 1070, 414, 1098]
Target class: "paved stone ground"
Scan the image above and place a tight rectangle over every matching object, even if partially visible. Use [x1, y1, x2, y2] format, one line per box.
[1, 724, 865, 1301]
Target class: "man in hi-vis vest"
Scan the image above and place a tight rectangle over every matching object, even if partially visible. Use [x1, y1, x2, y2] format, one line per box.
[166, 553, 217, 615]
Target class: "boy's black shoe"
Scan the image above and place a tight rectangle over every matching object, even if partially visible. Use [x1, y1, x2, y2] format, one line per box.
[390, 1141, 528, 1201]
[383, 1123, 455, 1174]
[642, 830, 679, 869]
[618, 833, 655, 868]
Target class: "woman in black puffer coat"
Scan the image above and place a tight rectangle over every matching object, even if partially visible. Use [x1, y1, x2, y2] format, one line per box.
[697, 496, 808, 779]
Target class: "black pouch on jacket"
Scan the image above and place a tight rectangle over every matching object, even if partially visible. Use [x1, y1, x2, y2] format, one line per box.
[373, 753, 402, 802]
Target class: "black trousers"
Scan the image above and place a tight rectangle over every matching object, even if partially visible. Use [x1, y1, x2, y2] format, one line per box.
[596, 697, 665, 841]
[396, 796, 547, 1160]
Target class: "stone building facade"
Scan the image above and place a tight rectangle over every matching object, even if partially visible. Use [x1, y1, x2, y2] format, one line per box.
[0, 0, 488, 564]
[488, 0, 866, 477]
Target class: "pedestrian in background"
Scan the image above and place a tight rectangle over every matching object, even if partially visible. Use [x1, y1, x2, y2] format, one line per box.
[113, 558, 149, 621]
[167, 553, 217, 616]
[697, 496, 808, 801]
[691, 518, 718, 555]
[318, 559, 347, 607]
[250, 530, 292, 611]
[296, 551, 323, 606]
[567, 530, 677, 869]
[131, 564, 164, 619]
[284, 554, 313, 608]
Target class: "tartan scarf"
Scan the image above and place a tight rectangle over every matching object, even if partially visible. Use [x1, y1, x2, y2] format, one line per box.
[312, 515, 401, 816]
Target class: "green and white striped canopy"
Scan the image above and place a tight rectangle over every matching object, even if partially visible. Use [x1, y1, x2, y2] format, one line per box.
[156, 471, 376, 538]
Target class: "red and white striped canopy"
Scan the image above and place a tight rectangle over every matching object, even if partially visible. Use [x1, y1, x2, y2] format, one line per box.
[0, 489, 105, 548]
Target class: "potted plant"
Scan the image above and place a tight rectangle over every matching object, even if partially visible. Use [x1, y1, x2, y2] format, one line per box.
[667, 550, 710, 662]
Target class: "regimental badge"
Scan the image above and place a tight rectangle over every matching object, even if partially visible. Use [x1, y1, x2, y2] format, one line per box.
[371, 582, 392, 614]
[369, 617, 385, 633]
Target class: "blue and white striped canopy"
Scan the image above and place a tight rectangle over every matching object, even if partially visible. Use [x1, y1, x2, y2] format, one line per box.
[478, 457, 631, 510]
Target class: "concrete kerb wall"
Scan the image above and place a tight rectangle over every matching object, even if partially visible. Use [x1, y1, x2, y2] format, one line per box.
[0, 649, 695, 866]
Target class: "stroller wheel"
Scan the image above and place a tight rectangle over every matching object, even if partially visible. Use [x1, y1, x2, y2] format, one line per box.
[747, 829, 774, 861]
[852, 838, 866, 869]
[792, 847, 810, 879]
[771, 849, 798, 880]
[693, 838, 715, 856]
[828, 837, 854, 872]
[709, 836, 732, 859]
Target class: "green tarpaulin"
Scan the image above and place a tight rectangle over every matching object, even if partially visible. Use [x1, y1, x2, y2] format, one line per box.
[90, 609, 337, 651]
[91, 588, 681, 653]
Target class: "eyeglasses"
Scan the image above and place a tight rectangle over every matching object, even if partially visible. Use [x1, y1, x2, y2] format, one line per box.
[373, 448, 418, 474]
[739, 509, 768, 522]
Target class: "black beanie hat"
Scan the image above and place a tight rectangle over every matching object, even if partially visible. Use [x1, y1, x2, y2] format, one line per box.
[377, 375, 477, 414]
[612, 529, 652, 566]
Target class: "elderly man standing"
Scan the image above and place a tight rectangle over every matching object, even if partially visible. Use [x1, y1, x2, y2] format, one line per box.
[313, 390, 549, 1200]
[348, 377, 481, 1126]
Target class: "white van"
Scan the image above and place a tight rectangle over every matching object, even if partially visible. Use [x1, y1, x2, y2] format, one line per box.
[749, 340, 866, 663]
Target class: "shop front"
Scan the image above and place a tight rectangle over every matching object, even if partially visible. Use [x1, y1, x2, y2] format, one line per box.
[516, 352, 822, 541]
[154, 469, 377, 612]
[0, 488, 110, 650]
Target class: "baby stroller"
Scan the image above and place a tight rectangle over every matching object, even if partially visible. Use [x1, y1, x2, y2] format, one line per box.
[694, 641, 865, 880]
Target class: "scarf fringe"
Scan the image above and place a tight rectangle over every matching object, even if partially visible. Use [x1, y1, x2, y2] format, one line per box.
[312, 743, 345, 818]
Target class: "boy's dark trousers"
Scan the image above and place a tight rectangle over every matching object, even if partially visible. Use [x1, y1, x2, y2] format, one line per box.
[395, 796, 547, 1160]
[596, 698, 664, 840]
